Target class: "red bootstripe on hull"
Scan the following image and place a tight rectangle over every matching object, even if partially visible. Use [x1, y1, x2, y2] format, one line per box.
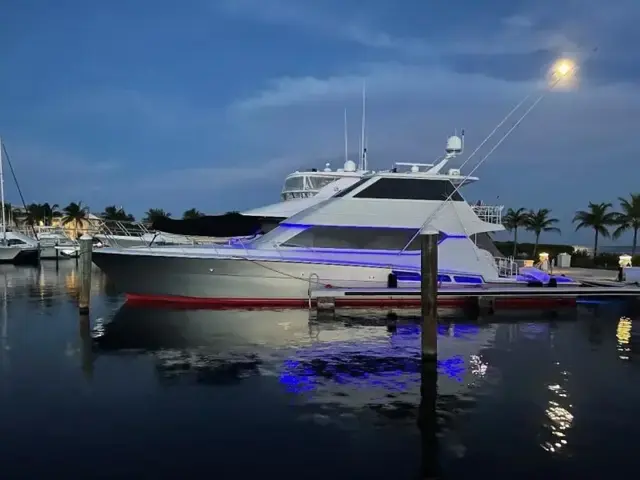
[125, 293, 576, 309]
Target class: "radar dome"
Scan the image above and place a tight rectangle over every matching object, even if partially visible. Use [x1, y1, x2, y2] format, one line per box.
[324, 162, 332, 172]
[343, 160, 357, 172]
[446, 135, 463, 154]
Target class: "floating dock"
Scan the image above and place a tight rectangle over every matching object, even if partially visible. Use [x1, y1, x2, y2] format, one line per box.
[309, 283, 640, 310]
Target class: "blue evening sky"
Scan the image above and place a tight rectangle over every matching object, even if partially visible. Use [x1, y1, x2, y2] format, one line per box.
[0, 0, 638, 244]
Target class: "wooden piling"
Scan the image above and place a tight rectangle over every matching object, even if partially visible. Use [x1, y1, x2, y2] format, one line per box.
[419, 230, 440, 478]
[420, 231, 439, 360]
[78, 234, 93, 314]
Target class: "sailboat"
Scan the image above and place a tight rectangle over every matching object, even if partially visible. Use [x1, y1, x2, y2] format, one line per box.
[0, 139, 39, 264]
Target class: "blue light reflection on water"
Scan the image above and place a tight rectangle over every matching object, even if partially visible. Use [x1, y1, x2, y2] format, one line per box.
[279, 323, 479, 394]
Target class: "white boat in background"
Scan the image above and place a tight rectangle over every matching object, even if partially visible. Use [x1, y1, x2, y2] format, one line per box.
[0, 138, 39, 265]
[35, 228, 79, 259]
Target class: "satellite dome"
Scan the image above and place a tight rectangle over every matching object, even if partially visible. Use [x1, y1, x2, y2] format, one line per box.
[344, 160, 357, 172]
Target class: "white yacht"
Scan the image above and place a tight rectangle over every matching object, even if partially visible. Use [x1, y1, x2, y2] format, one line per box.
[0, 230, 40, 264]
[91, 135, 574, 305]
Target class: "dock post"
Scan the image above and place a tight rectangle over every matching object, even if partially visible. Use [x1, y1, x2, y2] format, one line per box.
[421, 231, 439, 360]
[78, 234, 93, 314]
[419, 231, 440, 478]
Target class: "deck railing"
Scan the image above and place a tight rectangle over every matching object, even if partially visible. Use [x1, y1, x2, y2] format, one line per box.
[495, 256, 519, 277]
[471, 205, 504, 225]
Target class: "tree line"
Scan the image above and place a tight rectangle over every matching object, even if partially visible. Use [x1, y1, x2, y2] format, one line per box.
[1, 202, 209, 229]
[503, 193, 640, 258]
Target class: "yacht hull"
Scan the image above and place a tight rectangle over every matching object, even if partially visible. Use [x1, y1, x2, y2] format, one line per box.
[0, 247, 40, 265]
[92, 250, 394, 304]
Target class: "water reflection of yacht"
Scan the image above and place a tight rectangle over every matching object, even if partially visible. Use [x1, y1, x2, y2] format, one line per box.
[96, 306, 495, 400]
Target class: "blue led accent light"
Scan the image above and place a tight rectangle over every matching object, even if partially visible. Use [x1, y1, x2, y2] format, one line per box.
[392, 270, 485, 285]
[452, 275, 484, 284]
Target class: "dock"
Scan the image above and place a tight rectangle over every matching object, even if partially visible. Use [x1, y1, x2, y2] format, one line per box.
[309, 283, 640, 310]
[551, 267, 624, 286]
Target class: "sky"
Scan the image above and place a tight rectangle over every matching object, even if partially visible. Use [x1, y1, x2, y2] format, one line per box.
[0, 0, 638, 244]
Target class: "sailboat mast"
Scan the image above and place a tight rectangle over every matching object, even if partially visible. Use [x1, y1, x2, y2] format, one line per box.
[0, 138, 6, 243]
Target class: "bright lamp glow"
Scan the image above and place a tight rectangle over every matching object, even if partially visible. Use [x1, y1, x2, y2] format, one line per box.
[554, 59, 573, 76]
[548, 58, 578, 90]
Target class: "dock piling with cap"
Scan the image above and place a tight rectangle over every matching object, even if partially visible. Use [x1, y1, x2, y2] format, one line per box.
[78, 234, 93, 314]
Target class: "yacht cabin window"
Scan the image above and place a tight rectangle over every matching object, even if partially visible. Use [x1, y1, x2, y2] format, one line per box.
[306, 176, 341, 190]
[283, 176, 305, 191]
[280, 226, 448, 250]
[352, 178, 464, 201]
[283, 175, 343, 192]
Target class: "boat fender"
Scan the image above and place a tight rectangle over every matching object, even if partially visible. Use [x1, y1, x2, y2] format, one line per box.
[387, 272, 398, 288]
[548, 277, 558, 288]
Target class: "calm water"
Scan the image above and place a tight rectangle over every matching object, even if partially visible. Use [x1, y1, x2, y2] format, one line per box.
[0, 261, 640, 478]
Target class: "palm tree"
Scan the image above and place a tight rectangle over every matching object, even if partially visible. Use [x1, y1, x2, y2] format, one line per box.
[26, 203, 45, 226]
[61, 202, 89, 239]
[41, 203, 60, 225]
[502, 207, 529, 258]
[143, 208, 171, 224]
[102, 205, 135, 222]
[613, 193, 640, 256]
[525, 208, 561, 257]
[573, 202, 617, 257]
[182, 208, 205, 220]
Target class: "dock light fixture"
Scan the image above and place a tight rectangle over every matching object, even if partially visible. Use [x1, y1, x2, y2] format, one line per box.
[619, 255, 632, 268]
[538, 252, 550, 273]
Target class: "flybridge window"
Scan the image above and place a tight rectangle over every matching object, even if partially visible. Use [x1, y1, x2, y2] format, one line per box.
[283, 176, 304, 190]
[280, 225, 424, 250]
[353, 178, 464, 201]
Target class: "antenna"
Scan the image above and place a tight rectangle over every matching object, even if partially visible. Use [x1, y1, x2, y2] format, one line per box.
[343, 108, 348, 164]
[359, 81, 367, 171]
